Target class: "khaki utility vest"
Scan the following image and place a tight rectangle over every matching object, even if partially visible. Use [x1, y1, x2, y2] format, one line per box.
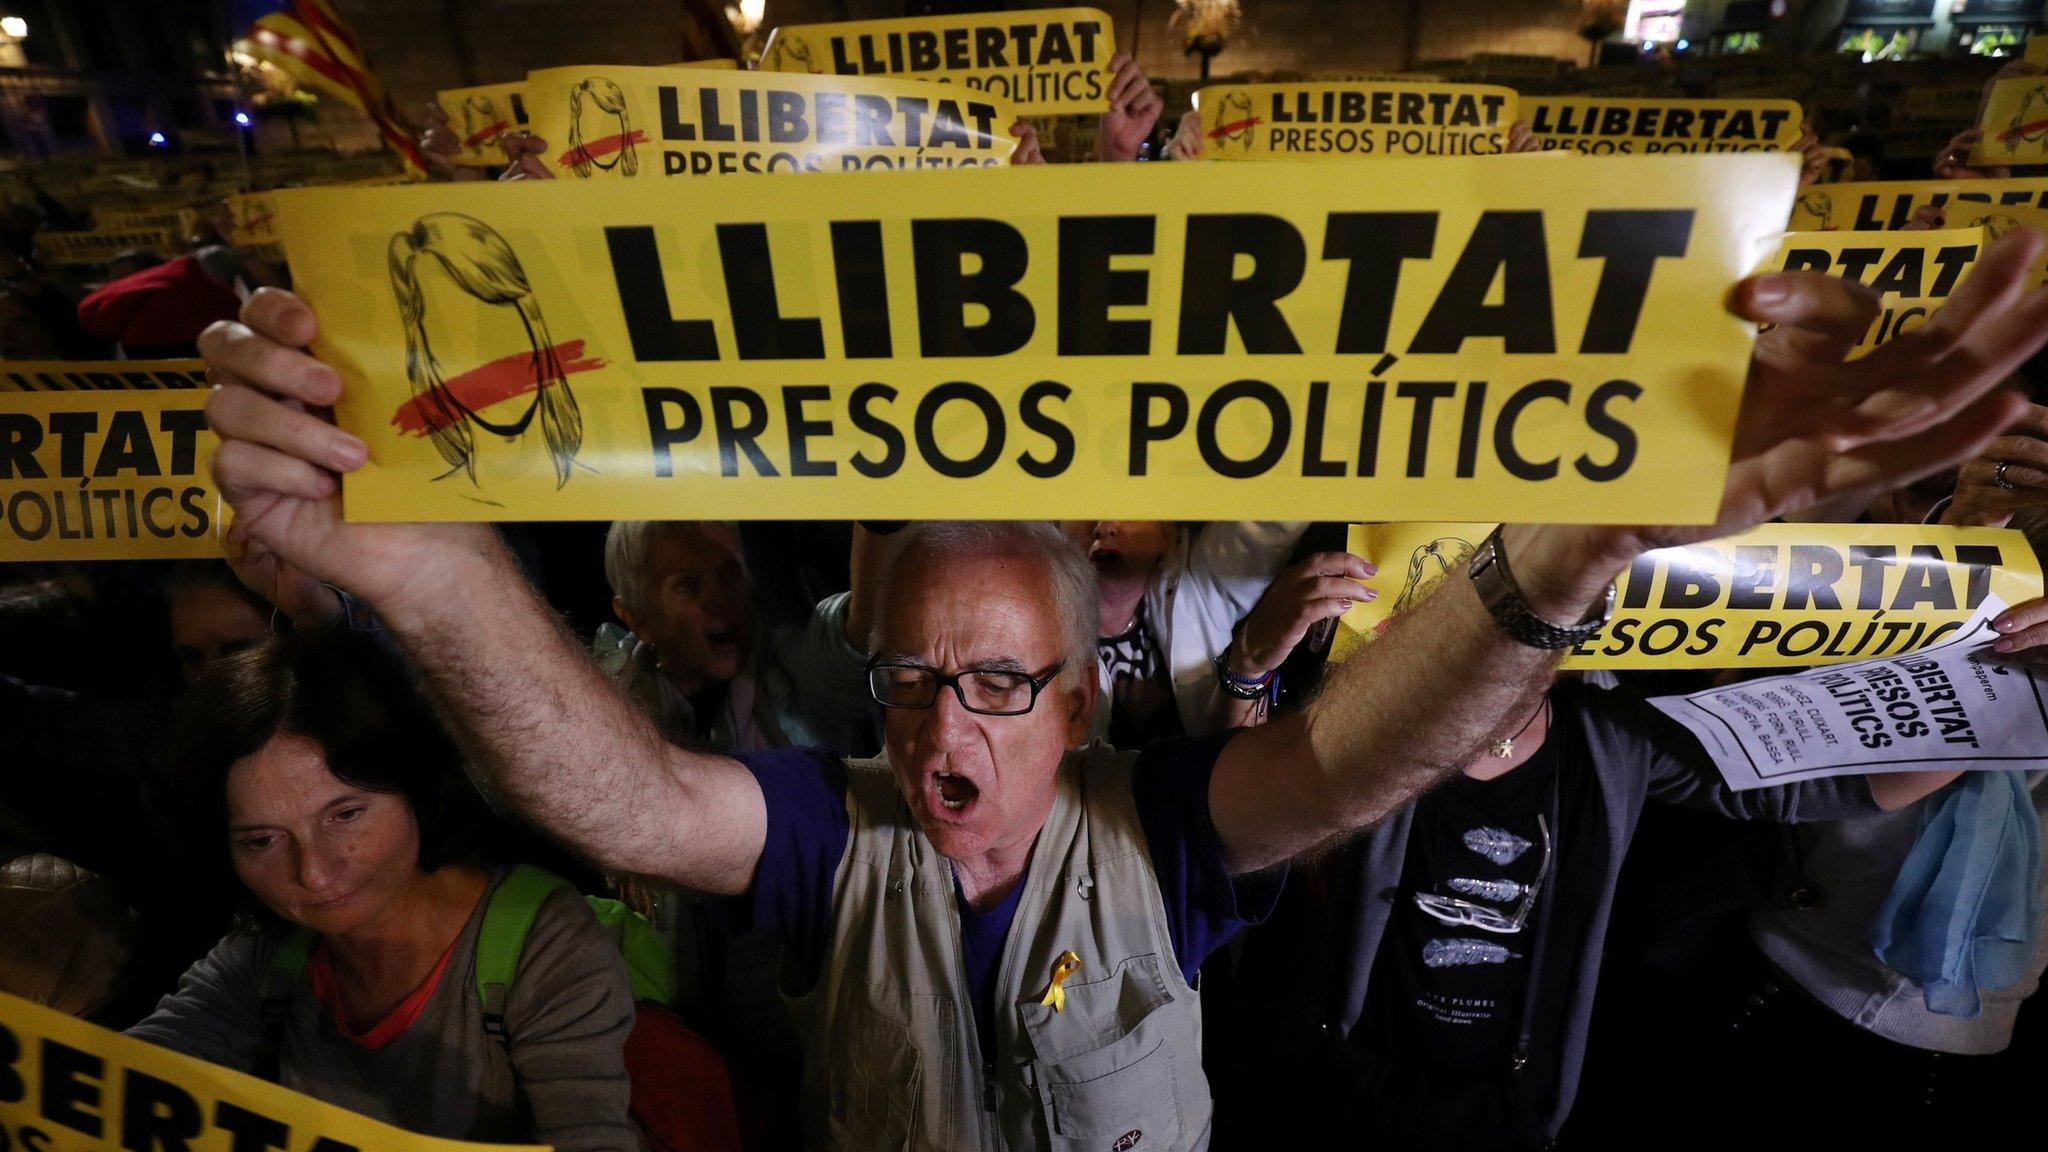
[794, 745, 1212, 1151]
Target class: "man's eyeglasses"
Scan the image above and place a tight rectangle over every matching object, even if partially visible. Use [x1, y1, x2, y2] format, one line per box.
[865, 659, 1066, 717]
[1412, 814, 1551, 935]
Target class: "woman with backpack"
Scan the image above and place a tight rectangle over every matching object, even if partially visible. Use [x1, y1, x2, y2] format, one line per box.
[128, 630, 640, 1152]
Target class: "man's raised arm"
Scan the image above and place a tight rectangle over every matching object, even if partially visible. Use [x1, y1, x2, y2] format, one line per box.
[199, 289, 769, 896]
[1212, 229, 2048, 874]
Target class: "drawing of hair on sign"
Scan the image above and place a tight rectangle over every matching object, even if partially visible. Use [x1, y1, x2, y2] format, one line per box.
[1999, 84, 2048, 155]
[1964, 210, 2023, 241]
[567, 77, 638, 177]
[1210, 90, 1257, 153]
[1381, 535, 1477, 631]
[765, 34, 820, 73]
[388, 213, 587, 490]
[460, 94, 506, 155]
[1794, 190, 1834, 231]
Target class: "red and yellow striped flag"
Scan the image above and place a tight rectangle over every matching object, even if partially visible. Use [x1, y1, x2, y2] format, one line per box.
[232, 0, 425, 173]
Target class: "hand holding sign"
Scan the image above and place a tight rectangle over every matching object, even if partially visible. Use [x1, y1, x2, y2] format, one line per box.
[1097, 52, 1163, 162]
[199, 289, 499, 624]
[1229, 552, 1377, 679]
[1517, 229, 2048, 621]
[1942, 403, 2048, 528]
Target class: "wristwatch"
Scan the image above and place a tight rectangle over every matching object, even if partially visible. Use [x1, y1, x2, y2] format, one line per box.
[1467, 528, 1614, 650]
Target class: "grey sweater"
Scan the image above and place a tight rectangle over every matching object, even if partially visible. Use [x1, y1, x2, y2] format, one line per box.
[1286, 679, 1885, 1137]
[1749, 771, 2048, 1055]
[129, 874, 637, 1152]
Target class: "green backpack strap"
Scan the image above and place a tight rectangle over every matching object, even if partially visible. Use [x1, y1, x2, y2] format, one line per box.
[261, 926, 317, 1017]
[582, 896, 678, 1007]
[475, 864, 574, 1041]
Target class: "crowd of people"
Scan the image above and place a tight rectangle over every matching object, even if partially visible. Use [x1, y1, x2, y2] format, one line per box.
[5, 40, 2048, 1152]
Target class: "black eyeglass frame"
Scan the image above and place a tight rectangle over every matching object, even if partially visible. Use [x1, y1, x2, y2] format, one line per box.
[864, 658, 1068, 717]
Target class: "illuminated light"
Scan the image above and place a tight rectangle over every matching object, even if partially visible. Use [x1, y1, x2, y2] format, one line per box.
[148, 131, 167, 146]
[0, 16, 27, 38]
[234, 111, 252, 126]
[1676, 38, 1689, 50]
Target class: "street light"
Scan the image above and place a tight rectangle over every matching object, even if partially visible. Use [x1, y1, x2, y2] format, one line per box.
[0, 16, 28, 39]
[726, 0, 765, 37]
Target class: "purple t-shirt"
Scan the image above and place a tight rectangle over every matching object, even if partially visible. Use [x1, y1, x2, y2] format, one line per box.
[727, 732, 1282, 1055]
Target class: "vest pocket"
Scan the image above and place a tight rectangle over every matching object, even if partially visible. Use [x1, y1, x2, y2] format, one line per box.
[1043, 1034, 1184, 1149]
[827, 998, 923, 1150]
[1020, 953, 1189, 1149]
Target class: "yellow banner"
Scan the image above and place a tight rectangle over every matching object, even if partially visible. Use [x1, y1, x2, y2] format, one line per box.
[0, 390, 219, 560]
[0, 990, 541, 1152]
[1332, 522, 2043, 669]
[525, 65, 1021, 179]
[1192, 82, 1517, 160]
[759, 6, 1114, 117]
[1764, 227, 1984, 355]
[271, 154, 1793, 523]
[436, 81, 529, 167]
[31, 229, 177, 266]
[1973, 75, 2048, 165]
[1789, 177, 2048, 231]
[0, 359, 208, 392]
[1527, 97, 1804, 155]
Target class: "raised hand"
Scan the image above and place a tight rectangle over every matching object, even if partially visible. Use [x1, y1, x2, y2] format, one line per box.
[1227, 552, 1377, 679]
[200, 289, 497, 622]
[1097, 52, 1164, 162]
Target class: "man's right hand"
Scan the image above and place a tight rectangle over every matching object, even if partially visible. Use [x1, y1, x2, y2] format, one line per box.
[201, 288, 498, 625]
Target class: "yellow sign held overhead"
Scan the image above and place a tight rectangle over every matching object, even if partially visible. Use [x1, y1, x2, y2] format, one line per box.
[0, 390, 220, 560]
[1333, 523, 2043, 669]
[435, 81, 529, 167]
[1789, 177, 2048, 231]
[0, 990, 543, 1152]
[759, 6, 1114, 117]
[1192, 81, 1517, 159]
[1527, 97, 1804, 154]
[271, 153, 1795, 524]
[525, 65, 1021, 179]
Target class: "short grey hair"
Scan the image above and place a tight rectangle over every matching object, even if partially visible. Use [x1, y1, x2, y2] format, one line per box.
[603, 520, 737, 621]
[872, 521, 1099, 678]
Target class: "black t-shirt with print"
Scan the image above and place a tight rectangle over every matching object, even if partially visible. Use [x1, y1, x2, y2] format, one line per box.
[1360, 737, 1560, 1073]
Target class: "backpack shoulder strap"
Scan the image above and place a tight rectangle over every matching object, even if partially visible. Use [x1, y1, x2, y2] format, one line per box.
[475, 864, 573, 1041]
[260, 926, 317, 1019]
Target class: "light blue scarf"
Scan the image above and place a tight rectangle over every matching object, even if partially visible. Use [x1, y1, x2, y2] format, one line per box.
[1873, 772, 2043, 1017]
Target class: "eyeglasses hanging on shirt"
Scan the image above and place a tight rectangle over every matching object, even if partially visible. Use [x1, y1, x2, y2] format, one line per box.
[1412, 812, 1553, 935]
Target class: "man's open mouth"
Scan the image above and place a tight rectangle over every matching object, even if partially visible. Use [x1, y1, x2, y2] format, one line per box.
[705, 625, 738, 648]
[934, 771, 980, 811]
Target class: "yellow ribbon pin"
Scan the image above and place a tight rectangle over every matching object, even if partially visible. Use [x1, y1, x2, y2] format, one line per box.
[1039, 951, 1083, 1014]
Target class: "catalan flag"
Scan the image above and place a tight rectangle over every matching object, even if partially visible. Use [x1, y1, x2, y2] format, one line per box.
[231, 0, 425, 173]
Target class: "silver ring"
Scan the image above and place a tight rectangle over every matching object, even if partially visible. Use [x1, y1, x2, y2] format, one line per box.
[1994, 459, 2018, 491]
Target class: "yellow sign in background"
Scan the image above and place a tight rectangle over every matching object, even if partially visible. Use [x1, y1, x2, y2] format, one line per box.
[0, 359, 207, 392]
[272, 153, 1794, 524]
[1193, 81, 1518, 159]
[760, 6, 1115, 117]
[1526, 97, 1803, 154]
[436, 81, 529, 167]
[1789, 177, 2048, 231]
[1763, 227, 1984, 355]
[0, 390, 219, 561]
[1972, 75, 2048, 166]
[526, 65, 1021, 180]
[1332, 522, 2042, 669]
[0, 991, 541, 1152]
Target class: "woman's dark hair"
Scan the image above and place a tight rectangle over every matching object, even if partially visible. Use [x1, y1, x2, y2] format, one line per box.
[167, 629, 487, 908]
